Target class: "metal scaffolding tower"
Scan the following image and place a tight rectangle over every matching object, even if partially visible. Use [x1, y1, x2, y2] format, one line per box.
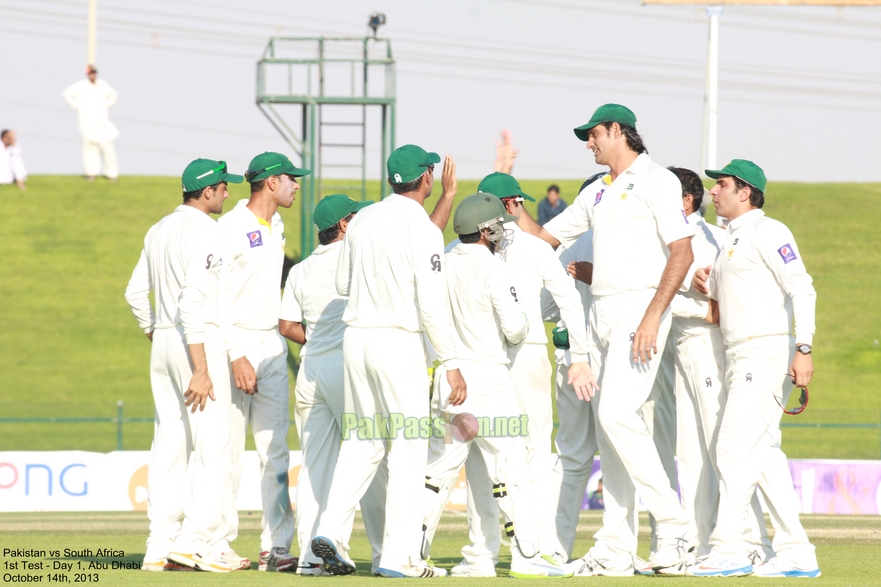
[256, 37, 396, 256]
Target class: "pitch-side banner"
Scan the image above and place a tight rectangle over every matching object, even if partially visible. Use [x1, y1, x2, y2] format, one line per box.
[1, 452, 879, 514]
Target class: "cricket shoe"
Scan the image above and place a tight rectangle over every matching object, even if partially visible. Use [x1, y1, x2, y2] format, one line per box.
[449, 560, 496, 577]
[217, 550, 251, 570]
[297, 561, 331, 576]
[632, 555, 655, 576]
[649, 536, 692, 571]
[258, 547, 297, 572]
[685, 553, 753, 577]
[657, 549, 696, 575]
[141, 559, 193, 572]
[311, 537, 357, 576]
[568, 552, 634, 577]
[376, 559, 447, 578]
[752, 557, 821, 578]
[510, 553, 573, 578]
[167, 551, 234, 573]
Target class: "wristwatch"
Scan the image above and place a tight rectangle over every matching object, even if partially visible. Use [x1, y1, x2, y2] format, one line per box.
[796, 343, 812, 355]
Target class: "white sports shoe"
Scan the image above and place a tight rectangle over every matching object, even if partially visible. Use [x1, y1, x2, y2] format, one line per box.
[568, 552, 634, 577]
[297, 561, 330, 576]
[450, 560, 496, 577]
[632, 555, 655, 575]
[376, 559, 447, 578]
[510, 553, 573, 578]
[167, 551, 234, 573]
[216, 550, 251, 570]
[685, 553, 753, 577]
[753, 557, 821, 578]
[649, 536, 691, 570]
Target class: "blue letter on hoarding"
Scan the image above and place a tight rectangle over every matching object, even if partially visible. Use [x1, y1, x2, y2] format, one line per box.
[25, 464, 52, 496]
[60, 464, 87, 496]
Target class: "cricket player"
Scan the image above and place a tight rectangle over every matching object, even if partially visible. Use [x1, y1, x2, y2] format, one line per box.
[421, 193, 575, 578]
[124, 158, 242, 572]
[215, 152, 310, 572]
[62, 65, 119, 181]
[311, 145, 463, 578]
[278, 194, 388, 576]
[524, 104, 696, 574]
[688, 160, 820, 578]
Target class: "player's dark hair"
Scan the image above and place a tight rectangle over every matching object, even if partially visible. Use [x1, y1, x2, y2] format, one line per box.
[732, 176, 765, 209]
[0, 129, 9, 139]
[460, 231, 482, 244]
[390, 172, 425, 194]
[182, 181, 222, 204]
[601, 121, 647, 155]
[667, 167, 704, 212]
[317, 213, 355, 246]
[250, 179, 266, 193]
[547, 184, 560, 194]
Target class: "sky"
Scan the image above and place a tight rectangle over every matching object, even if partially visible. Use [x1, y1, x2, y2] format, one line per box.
[1, 0, 880, 182]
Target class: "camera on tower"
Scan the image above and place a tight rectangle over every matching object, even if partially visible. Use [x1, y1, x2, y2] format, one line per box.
[368, 12, 386, 38]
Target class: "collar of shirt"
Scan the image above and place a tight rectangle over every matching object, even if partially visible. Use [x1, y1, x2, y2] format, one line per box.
[687, 211, 704, 224]
[384, 193, 426, 213]
[174, 204, 211, 220]
[235, 198, 280, 232]
[451, 242, 494, 259]
[727, 208, 765, 233]
[312, 240, 342, 256]
[616, 152, 652, 180]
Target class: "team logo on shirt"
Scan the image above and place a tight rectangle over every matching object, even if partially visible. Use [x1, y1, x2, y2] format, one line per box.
[594, 189, 604, 206]
[247, 230, 263, 248]
[430, 253, 441, 272]
[510, 287, 519, 302]
[778, 243, 797, 264]
[627, 183, 634, 190]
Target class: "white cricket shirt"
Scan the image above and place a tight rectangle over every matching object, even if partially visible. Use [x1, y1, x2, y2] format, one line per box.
[445, 243, 528, 365]
[61, 79, 119, 142]
[544, 153, 695, 297]
[502, 222, 589, 363]
[336, 194, 459, 369]
[218, 199, 286, 361]
[125, 205, 224, 344]
[671, 212, 725, 342]
[709, 209, 816, 346]
[280, 241, 347, 358]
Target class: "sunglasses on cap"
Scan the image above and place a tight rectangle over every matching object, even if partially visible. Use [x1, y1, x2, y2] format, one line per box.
[195, 161, 228, 180]
[244, 162, 283, 182]
[501, 196, 525, 207]
[775, 374, 808, 416]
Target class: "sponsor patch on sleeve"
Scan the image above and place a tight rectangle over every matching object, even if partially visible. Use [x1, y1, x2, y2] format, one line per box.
[681, 210, 689, 223]
[777, 243, 797, 264]
[247, 230, 263, 248]
[594, 189, 604, 206]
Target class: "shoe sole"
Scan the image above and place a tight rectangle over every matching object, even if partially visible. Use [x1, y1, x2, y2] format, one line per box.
[167, 552, 232, 573]
[376, 566, 444, 578]
[311, 537, 357, 576]
[510, 571, 574, 579]
[755, 569, 821, 578]
[687, 566, 754, 577]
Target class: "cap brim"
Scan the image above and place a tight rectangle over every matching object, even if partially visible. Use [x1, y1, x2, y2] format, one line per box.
[573, 121, 599, 142]
[354, 200, 373, 211]
[520, 191, 536, 202]
[284, 165, 311, 178]
[425, 152, 441, 165]
[221, 173, 245, 184]
[704, 169, 724, 179]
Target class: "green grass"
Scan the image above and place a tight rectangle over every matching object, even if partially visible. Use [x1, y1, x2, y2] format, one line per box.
[0, 510, 878, 585]
[0, 177, 879, 457]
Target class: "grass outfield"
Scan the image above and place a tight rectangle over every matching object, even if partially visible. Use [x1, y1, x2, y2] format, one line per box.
[1, 511, 879, 585]
[0, 177, 879, 456]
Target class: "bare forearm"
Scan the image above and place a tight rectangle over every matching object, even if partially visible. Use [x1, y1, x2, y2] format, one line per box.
[646, 240, 693, 319]
[429, 192, 455, 231]
[279, 319, 307, 344]
[187, 343, 209, 374]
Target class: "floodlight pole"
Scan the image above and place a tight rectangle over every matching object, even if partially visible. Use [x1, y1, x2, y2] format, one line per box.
[701, 5, 722, 173]
[87, 0, 97, 65]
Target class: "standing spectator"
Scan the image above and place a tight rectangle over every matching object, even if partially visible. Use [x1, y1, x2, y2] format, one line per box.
[0, 130, 27, 190]
[538, 185, 568, 225]
[62, 65, 119, 182]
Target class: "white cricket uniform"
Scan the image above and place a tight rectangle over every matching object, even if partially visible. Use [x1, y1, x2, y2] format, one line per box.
[216, 199, 293, 554]
[422, 243, 545, 563]
[0, 144, 26, 185]
[538, 231, 599, 558]
[62, 78, 119, 178]
[315, 194, 460, 569]
[544, 153, 695, 564]
[707, 209, 818, 568]
[124, 205, 231, 560]
[279, 240, 387, 572]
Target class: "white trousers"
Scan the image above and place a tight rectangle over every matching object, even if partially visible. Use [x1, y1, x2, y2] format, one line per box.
[588, 289, 689, 563]
[294, 347, 387, 571]
[551, 357, 598, 558]
[219, 328, 293, 553]
[711, 335, 817, 567]
[675, 328, 772, 559]
[461, 447, 501, 567]
[422, 362, 539, 559]
[642, 338, 679, 553]
[81, 138, 118, 178]
[315, 327, 431, 569]
[145, 325, 230, 560]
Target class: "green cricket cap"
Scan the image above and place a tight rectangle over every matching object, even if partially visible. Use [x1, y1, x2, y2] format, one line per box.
[573, 104, 638, 141]
[477, 172, 535, 202]
[313, 194, 373, 231]
[453, 193, 508, 236]
[387, 144, 441, 184]
[705, 159, 767, 193]
[245, 152, 311, 183]
[181, 158, 244, 192]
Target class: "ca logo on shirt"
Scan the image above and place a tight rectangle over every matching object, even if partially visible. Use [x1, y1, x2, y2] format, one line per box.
[777, 243, 797, 264]
[430, 253, 441, 272]
[247, 230, 263, 248]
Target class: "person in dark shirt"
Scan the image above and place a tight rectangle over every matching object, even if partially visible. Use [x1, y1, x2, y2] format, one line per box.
[537, 184, 568, 225]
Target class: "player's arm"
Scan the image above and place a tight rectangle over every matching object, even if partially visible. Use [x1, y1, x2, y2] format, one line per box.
[279, 263, 307, 345]
[492, 130, 518, 174]
[184, 342, 214, 413]
[124, 247, 155, 340]
[758, 223, 816, 387]
[428, 155, 457, 231]
[61, 83, 78, 109]
[335, 229, 353, 296]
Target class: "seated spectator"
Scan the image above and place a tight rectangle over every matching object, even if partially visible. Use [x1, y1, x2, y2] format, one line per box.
[0, 129, 27, 190]
[538, 184, 566, 225]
